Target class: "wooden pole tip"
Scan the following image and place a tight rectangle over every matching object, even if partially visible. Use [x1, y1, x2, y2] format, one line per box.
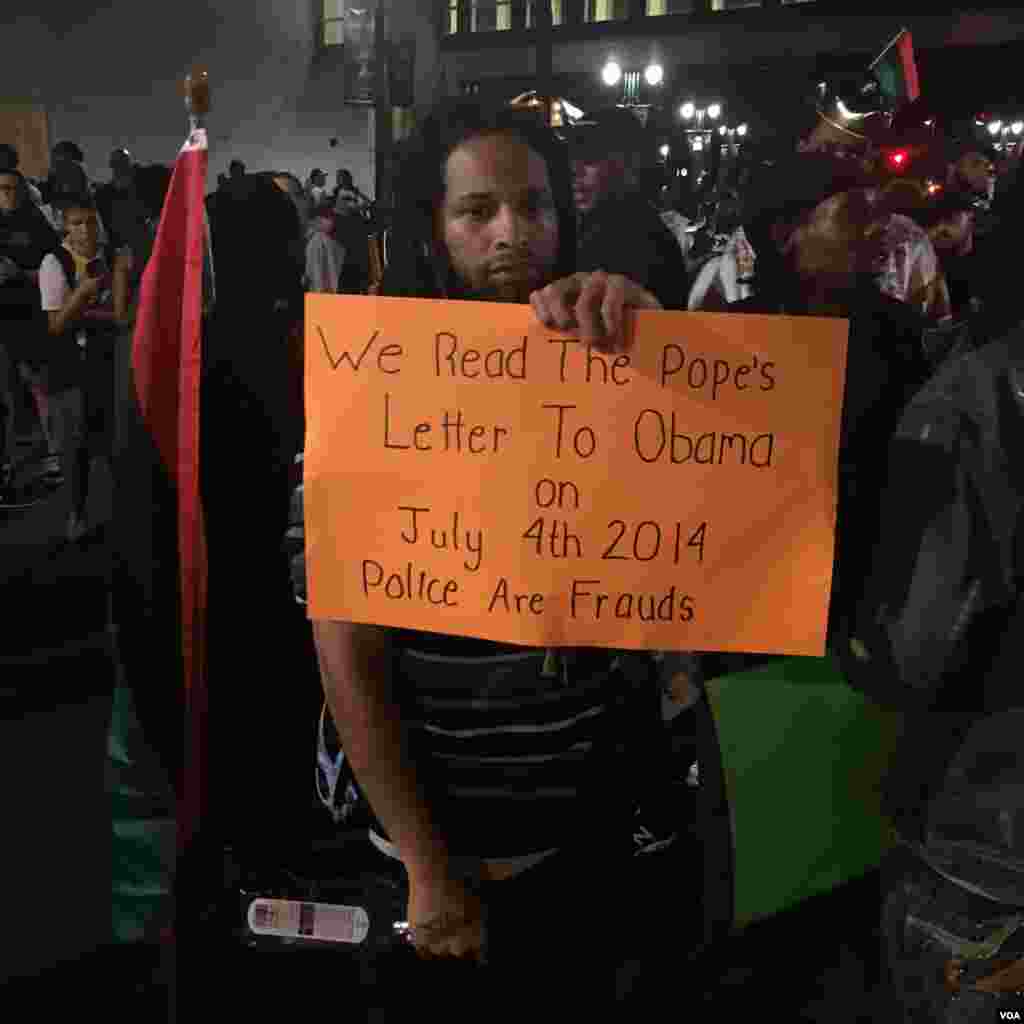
[183, 66, 211, 117]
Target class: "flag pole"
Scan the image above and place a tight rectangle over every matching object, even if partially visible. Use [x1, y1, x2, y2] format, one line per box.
[179, 64, 211, 855]
[869, 27, 908, 70]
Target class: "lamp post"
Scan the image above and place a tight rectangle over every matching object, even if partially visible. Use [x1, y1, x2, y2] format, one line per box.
[988, 118, 1024, 155]
[601, 58, 664, 125]
[678, 100, 723, 189]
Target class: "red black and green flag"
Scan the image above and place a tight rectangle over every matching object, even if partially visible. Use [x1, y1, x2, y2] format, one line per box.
[870, 28, 921, 105]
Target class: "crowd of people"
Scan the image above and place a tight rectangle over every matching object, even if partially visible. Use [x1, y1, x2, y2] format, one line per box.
[3, 78, 1022, 1021]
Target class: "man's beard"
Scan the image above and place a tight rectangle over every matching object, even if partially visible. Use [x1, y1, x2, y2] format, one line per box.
[461, 278, 536, 303]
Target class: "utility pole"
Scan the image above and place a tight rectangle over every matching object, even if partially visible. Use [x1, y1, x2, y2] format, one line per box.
[535, 1, 553, 126]
[373, 0, 393, 207]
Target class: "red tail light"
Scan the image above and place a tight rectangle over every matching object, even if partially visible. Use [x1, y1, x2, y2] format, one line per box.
[887, 149, 909, 171]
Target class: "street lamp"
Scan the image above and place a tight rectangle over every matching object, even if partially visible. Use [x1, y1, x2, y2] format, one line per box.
[659, 143, 670, 158]
[1013, 121, 1024, 135]
[718, 125, 727, 136]
[645, 63, 664, 87]
[680, 101, 695, 120]
[706, 103, 722, 121]
[737, 123, 748, 137]
[602, 60, 622, 87]
[987, 120, 1003, 136]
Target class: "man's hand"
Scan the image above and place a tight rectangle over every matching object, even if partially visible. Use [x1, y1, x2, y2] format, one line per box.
[78, 273, 103, 299]
[406, 869, 487, 965]
[529, 270, 662, 352]
[113, 247, 133, 276]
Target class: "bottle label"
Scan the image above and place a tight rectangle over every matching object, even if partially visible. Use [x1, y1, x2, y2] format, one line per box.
[247, 898, 370, 944]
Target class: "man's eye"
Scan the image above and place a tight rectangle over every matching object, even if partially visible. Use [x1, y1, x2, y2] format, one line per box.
[464, 207, 490, 220]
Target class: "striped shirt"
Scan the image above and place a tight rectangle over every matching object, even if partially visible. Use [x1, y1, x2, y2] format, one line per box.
[287, 457, 669, 860]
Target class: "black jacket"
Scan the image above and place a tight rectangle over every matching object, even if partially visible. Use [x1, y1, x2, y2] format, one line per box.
[839, 333, 1024, 902]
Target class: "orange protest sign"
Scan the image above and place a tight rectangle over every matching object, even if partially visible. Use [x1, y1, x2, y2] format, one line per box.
[304, 295, 849, 656]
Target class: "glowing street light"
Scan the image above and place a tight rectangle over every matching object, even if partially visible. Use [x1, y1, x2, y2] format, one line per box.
[719, 125, 727, 136]
[1013, 121, 1024, 135]
[645, 63, 664, 87]
[692, 137, 704, 152]
[987, 120, 1003, 136]
[602, 60, 622, 87]
[680, 101, 696, 120]
[707, 103, 722, 120]
[659, 143, 670, 158]
[737, 123, 748, 137]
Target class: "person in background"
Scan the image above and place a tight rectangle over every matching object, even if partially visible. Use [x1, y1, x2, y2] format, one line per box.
[304, 199, 345, 294]
[730, 156, 934, 638]
[306, 98, 669, 1018]
[694, 130, 948, 318]
[332, 170, 371, 293]
[37, 192, 131, 540]
[94, 148, 153, 292]
[42, 141, 89, 204]
[331, 168, 361, 207]
[944, 138, 996, 205]
[0, 167, 60, 498]
[0, 142, 60, 230]
[918, 194, 977, 319]
[565, 107, 687, 311]
[306, 168, 328, 205]
[266, 171, 311, 287]
[199, 173, 315, 870]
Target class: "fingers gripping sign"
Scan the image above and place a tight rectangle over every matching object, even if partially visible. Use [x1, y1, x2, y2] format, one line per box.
[529, 270, 662, 353]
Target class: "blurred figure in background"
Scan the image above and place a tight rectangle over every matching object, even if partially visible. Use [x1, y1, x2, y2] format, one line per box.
[304, 199, 345, 294]
[306, 167, 328, 205]
[566, 107, 687, 310]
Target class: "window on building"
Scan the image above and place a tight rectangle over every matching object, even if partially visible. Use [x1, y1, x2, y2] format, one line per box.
[323, 0, 346, 46]
[646, 0, 695, 13]
[585, 0, 629, 21]
[526, 1, 565, 27]
[710, 0, 761, 9]
[470, 0, 513, 31]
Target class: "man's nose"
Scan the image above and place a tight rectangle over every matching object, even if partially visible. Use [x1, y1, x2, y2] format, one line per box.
[493, 204, 528, 243]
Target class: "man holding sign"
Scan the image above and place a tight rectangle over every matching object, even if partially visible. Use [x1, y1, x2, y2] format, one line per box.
[308, 100, 670, 1009]
[302, 100, 847, 1012]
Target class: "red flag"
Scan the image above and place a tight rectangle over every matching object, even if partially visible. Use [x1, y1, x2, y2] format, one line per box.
[870, 28, 921, 105]
[898, 31, 920, 103]
[131, 127, 209, 854]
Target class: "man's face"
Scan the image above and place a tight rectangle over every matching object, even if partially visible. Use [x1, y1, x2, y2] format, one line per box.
[571, 155, 618, 214]
[440, 132, 560, 302]
[0, 173, 21, 214]
[954, 151, 994, 196]
[63, 207, 100, 255]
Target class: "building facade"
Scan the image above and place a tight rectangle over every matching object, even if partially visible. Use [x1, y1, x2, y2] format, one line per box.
[439, 3, 1024, 146]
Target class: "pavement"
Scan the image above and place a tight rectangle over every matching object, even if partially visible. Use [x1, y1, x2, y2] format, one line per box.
[1, 399, 113, 555]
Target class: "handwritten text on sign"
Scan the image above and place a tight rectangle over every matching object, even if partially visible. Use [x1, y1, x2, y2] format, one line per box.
[303, 295, 849, 656]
